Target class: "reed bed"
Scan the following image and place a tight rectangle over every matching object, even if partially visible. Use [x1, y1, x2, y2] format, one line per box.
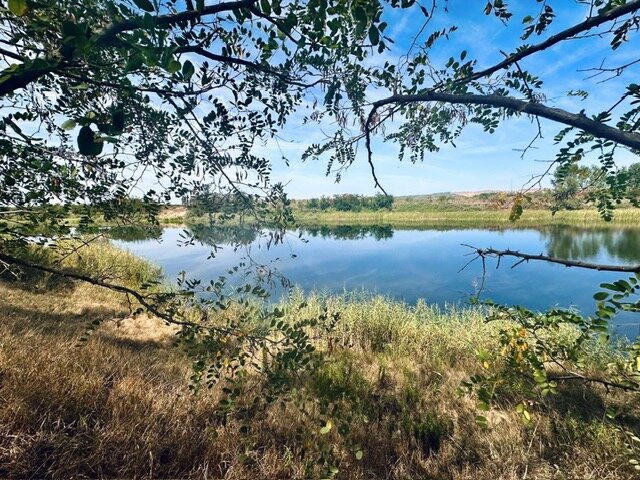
[293, 208, 640, 229]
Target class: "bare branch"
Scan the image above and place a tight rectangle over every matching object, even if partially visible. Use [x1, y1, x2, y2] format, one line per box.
[548, 374, 639, 392]
[472, 247, 640, 273]
[97, 0, 259, 45]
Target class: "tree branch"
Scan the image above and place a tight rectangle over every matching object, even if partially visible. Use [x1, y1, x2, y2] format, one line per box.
[370, 92, 640, 150]
[0, 0, 259, 97]
[0, 251, 186, 324]
[472, 247, 640, 273]
[97, 0, 259, 45]
[548, 374, 639, 392]
[178, 46, 325, 88]
[449, 0, 640, 88]
[0, 60, 62, 97]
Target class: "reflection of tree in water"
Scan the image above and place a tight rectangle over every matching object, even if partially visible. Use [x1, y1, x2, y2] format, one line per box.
[543, 227, 640, 263]
[187, 223, 261, 246]
[107, 226, 163, 242]
[303, 224, 393, 241]
[181, 223, 393, 248]
[73, 225, 163, 242]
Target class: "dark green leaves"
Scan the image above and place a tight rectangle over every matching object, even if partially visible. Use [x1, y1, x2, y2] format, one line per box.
[77, 126, 103, 156]
[133, 0, 155, 12]
[125, 53, 144, 72]
[182, 60, 195, 80]
[368, 25, 379, 45]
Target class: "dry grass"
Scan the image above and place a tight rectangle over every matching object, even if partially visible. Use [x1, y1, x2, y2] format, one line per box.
[0, 244, 638, 479]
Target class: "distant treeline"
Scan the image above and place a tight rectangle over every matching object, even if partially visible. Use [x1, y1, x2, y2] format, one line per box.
[299, 193, 394, 212]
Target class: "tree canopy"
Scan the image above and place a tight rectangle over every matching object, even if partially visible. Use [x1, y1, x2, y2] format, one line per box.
[2, 1, 640, 237]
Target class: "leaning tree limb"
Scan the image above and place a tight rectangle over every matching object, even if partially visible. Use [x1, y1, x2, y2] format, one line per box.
[0, 251, 184, 324]
[0, 251, 252, 338]
[364, 91, 640, 192]
[468, 247, 640, 273]
[371, 93, 640, 151]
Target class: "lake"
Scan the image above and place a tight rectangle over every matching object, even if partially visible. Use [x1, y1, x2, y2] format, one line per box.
[114, 225, 640, 338]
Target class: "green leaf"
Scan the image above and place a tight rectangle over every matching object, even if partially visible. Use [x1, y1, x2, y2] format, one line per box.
[355, 450, 363, 460]
[133, 0, 155, 12]
[112, 109, 125, 133]
[593, 292, 609, 301]
[259, 0, 271, 15]
[125, 54, 144, 72]
[166, 59, 181, 74]
[8, 0, 28, 16]
[61, 119, 76, 131]
[368, 25, 380, 46]
[4, 174, 15, 186]
[353, 6, 366, 23]
[319, 419, 332, 434]
[475, 415, 488, 427]
[182, 60, 195, 80]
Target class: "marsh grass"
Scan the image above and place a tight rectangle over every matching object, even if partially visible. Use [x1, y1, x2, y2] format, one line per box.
[293, 208, 640, 229]
[1, 243, 638, 479]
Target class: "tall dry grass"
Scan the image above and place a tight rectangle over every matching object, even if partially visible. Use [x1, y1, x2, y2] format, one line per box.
[0, 243, 638, 479]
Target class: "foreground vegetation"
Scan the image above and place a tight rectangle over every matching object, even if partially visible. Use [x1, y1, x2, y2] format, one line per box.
[1, 242, 638, 479]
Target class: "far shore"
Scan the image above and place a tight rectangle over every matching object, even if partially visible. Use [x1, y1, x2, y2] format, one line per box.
[158, 205, 640, 230]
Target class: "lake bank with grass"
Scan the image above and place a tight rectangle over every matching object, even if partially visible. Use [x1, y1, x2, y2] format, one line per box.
[155, 200, 640, 230]
[1, 241, 639, 479]
[292, 207, 640, 229]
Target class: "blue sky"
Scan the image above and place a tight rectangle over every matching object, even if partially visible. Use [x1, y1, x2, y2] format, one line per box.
[260, 1, 640, 198]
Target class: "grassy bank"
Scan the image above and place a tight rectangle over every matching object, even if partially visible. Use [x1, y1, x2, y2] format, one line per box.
[293, 208, 640, 229]
[1, 243, 638, 479]
[161, 201, 640, 230]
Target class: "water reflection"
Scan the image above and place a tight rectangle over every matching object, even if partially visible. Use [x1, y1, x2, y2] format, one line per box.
[542, 228, 640, 263]
[184, 223, 395, 246]
[103, 224, 640, 267]
[107, 225, 163, 242]
[303, 224, 393, 241]
[188, 223, 261, 246]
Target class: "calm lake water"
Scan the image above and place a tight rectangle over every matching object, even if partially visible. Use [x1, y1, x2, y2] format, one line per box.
[114, 225, 640, 338]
